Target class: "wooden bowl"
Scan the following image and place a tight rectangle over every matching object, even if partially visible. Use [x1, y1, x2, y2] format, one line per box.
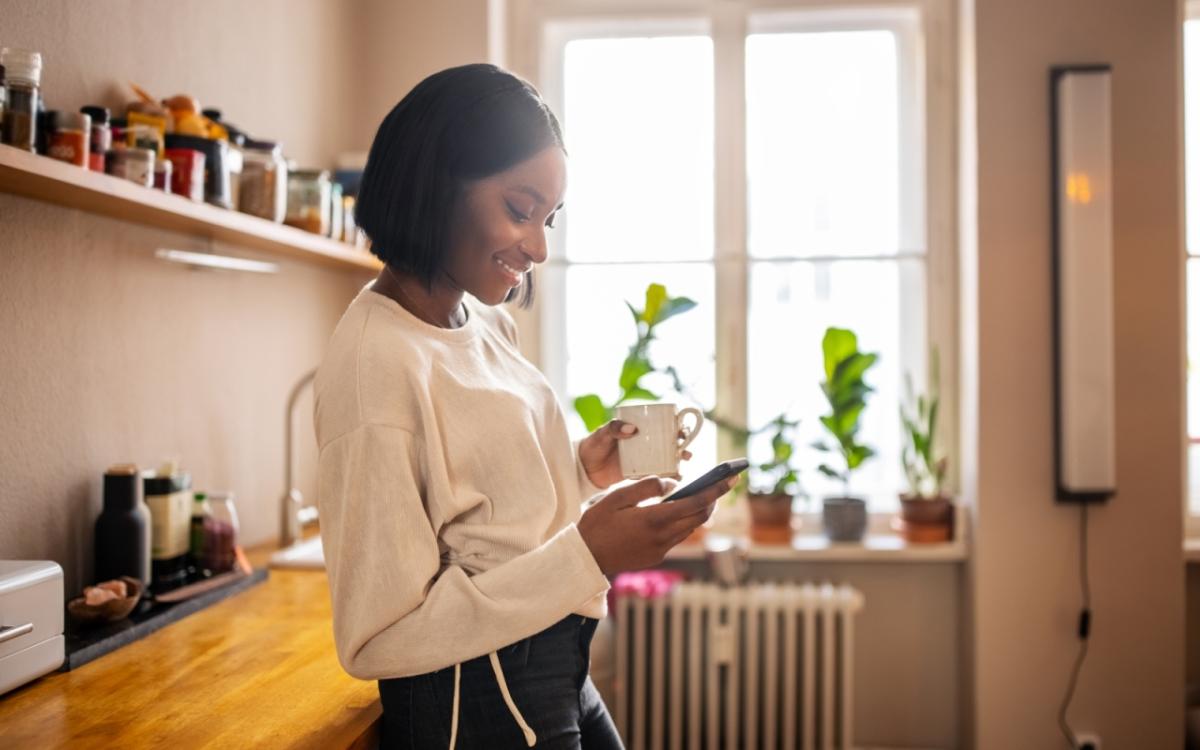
[67, 576, 144, 624]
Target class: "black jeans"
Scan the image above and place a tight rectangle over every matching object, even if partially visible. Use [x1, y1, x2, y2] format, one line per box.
[378, 615, 624, 749]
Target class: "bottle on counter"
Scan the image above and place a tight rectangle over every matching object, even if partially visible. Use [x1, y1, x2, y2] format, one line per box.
[80, 106, 111, 172]
[144, 462, 193, 592]
[189, 491, 213, 574]
[94, 463, 152, 587]
[0, 48, 41, 151]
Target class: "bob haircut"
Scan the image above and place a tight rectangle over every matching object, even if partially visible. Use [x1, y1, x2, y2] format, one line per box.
[355, 64, 564, 309]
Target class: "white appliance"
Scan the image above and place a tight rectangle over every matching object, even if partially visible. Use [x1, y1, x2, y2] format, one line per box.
[0, 560, 65, 695]
[613, 581, 864, 750]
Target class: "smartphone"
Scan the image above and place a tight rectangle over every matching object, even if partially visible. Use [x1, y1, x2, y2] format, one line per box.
[663, 458, 750, 502]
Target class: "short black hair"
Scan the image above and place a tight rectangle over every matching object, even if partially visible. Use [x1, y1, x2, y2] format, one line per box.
[356, 64, 564, 309]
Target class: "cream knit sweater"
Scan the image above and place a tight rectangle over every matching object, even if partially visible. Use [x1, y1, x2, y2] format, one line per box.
[314, 286, 611, 682]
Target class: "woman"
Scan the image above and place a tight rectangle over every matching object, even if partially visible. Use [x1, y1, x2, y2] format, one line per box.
[314, 64, 733, 749]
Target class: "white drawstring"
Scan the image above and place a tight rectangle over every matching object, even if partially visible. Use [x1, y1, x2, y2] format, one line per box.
[489, 651, 538, 747]
[448, 663, 461, 749]
[446, 653, 538, 749]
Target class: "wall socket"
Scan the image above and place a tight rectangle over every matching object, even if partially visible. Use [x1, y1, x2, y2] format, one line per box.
[1075, 732, 1101, 750]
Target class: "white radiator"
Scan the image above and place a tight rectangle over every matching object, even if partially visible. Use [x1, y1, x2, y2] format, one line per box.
[613, 581, 865, 750]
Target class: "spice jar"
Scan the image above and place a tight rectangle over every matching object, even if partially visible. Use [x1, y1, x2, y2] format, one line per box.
[107, 147, 155, 188]
[285, 169, 331, 235]
[164, 147, 205, 202]
[154, 156, 172, 193]
[239, 139, 287, 222]
[0, 48, 41, 151]
[165, 133, 231, 208]
[48, 111, 90, 167]
[80, 106, 111, 172]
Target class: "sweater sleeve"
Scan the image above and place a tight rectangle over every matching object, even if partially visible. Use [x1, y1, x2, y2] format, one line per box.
[317, 423, 610, 680]
[572, 437, 606, 502]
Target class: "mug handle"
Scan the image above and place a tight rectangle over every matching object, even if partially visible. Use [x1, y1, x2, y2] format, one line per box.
[675, 407, 704, 454]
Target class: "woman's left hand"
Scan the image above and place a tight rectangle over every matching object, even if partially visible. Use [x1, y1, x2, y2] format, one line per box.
[579, 420, 693, 489]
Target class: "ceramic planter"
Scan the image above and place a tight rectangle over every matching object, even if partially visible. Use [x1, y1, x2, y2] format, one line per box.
[822, 496, 867, 542]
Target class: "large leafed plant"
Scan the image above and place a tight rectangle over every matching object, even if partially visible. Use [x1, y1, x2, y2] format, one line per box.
[813, 327, 878, 495]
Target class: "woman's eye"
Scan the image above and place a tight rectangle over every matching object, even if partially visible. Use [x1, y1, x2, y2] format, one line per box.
[545, 215, 556, 230]
[506, 202, 531, 223]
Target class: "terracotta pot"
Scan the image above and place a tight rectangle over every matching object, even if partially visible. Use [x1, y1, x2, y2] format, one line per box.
[822, 496, 867, 542]
[747, 492, 794, 545]
[897, 495, 954, 543]
[747, 492, 793, 526]
[899, 495, 953, 525]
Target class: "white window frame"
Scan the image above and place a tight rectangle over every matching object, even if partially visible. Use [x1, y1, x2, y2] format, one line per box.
[1183, 0, 1200, 540]
[504, 0, 959, 505]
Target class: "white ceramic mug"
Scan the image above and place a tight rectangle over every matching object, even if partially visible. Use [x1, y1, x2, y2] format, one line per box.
[614, 403, 704, 479]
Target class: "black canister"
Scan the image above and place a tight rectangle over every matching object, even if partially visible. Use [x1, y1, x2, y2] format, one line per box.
[164, 133, 231, 209]
[94, 464, 152, 586]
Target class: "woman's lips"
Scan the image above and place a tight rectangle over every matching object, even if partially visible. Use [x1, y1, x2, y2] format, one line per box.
[494, 256, 527, 286]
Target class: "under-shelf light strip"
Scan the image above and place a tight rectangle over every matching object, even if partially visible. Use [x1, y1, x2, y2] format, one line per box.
[155, 248, 280, 274]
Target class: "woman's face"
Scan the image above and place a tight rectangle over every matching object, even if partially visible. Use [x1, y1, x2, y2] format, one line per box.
[443, 145, 567, 305]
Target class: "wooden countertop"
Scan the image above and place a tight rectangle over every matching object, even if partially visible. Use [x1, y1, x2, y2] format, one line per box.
[0, 544, 380, 749]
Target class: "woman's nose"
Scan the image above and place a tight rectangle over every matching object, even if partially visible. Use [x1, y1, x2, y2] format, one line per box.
[523, 228, 549, 265]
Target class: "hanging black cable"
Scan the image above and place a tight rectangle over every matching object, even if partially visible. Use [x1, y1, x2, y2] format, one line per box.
[1058, 502, 1091, 747]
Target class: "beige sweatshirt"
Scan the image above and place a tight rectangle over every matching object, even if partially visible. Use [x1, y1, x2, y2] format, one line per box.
[313, 286, 611, 682]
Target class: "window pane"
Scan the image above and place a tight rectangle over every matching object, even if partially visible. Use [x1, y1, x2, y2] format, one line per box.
[747, 259, 925, 510]
[562, 263, 717, 476]
[746, 30, 901, 258]
[561, 36, 714, 263]
[1190, 259, 1200, 513]
[1186, 20, 1200, 255]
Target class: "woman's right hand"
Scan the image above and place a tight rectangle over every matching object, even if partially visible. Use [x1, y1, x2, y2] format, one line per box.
[577, 475, 737, 576]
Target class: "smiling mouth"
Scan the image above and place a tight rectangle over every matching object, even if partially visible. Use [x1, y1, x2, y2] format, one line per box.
[494, 256, 529, 283]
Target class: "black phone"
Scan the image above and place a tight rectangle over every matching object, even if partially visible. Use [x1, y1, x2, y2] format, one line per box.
[663, 458, 750, 502]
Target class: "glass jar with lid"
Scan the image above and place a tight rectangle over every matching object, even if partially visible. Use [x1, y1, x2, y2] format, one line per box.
[202, 492, 240, 574]
[285, 168, 331, 235]
[239, 139, 287, 223]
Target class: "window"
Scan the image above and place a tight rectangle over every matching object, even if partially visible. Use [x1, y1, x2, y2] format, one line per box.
[524, 2, 953, 511]
[1184, 5, 1200, 525]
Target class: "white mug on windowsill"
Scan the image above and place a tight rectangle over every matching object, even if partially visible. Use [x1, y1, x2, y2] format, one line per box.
[614, 403, 704, 479]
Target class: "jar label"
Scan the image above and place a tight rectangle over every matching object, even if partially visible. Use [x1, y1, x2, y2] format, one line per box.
[148, 489, 193, 559]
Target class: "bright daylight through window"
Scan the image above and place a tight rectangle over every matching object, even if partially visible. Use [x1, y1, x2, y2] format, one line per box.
[544, 12, 929, 511]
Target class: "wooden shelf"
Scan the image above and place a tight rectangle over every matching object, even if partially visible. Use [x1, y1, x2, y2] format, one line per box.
[0, 144, 382, 272]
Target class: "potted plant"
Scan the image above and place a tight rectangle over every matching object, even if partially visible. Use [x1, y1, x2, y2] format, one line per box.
[573, 283, 696, 431]
[745, 415, 804, 543]
[898, 351, 953, 542]
[813, 327, 878, 542]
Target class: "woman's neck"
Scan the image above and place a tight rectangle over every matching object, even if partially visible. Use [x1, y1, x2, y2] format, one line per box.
[372, 266, 467, 329]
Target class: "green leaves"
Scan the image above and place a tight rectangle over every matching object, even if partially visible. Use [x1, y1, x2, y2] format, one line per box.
[899, 347, 947, 498]
[573, 394, 611, 432]
[815, 326, 878, 493]
[572, 283, 695, 431]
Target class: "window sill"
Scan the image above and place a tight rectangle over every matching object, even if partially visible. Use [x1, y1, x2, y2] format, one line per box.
[666, 530, 968, 563]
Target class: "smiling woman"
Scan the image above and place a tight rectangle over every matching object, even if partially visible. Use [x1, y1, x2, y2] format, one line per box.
[314, 63, 735, 750]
